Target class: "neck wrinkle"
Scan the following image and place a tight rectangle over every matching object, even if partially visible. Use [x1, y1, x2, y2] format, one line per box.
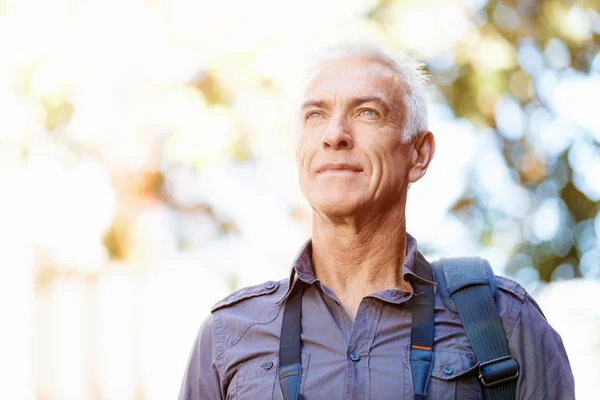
[310, 205, 410, 298]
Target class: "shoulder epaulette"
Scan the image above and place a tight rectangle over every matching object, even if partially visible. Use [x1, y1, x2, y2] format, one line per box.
[211, 280, 281, 313]
[495, 275, 526, 302]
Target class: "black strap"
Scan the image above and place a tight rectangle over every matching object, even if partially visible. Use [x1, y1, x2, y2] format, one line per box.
[434, 258, 518, 400]
[409, 257, 435, 399]
[279, 281, 306, 400]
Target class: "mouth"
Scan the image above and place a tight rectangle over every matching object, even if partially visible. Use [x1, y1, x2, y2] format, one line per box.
[317, 163, 363, 174]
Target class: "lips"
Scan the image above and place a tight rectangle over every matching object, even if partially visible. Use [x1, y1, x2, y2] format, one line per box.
[316, 163, 363, 174]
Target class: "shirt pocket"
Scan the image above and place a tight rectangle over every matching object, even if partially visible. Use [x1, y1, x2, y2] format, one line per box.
[424, 349, 482, 400]
[234, 353, 311, 400]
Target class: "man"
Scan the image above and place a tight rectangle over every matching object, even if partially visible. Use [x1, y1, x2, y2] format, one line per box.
[178, 42, 575, 399]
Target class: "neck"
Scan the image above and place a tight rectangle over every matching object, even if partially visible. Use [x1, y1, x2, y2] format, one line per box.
[311, 205, 411, 319]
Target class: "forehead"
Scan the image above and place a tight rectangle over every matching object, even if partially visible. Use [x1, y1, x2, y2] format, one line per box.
[302, 58, 402, 104]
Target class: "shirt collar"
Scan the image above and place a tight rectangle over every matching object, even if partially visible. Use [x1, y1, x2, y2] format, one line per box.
[276, 233, 435, 304]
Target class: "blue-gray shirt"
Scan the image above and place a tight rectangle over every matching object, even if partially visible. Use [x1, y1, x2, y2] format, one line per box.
[179, 234, 575, 399]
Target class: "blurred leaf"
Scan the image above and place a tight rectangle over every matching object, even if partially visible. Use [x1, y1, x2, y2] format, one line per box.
[43, 99, 73, 131]
[561, 182, 599, 223]
[190, 72, 231, 106]
[102, 222, 130, 261]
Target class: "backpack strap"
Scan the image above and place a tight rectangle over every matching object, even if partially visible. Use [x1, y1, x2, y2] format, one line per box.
[409, 255, 435, 399]
[432, 258, 519, 400]
[278, 280, 307, 400]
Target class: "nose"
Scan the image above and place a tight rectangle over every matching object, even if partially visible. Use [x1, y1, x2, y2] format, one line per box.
[322, 115, 353, 150]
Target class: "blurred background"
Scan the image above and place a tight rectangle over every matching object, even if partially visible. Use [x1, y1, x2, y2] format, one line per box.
[0, 0, 599, 398]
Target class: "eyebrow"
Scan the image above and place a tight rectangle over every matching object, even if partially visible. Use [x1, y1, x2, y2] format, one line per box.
[301, 95, 392, 114]
[347, 95, 391, 114]
[301, 99, 328, 111]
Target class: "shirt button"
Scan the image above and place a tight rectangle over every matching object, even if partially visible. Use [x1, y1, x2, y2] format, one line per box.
[349, 352, 361, 362]
[263, 361, 274, 370]
[265, 282, 275, 290]
[443, 366, 454, 375]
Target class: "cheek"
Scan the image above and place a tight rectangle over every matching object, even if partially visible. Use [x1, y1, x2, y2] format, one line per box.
[298, 125, 321, 149]
[371, 144, 408, 184]
[387, 152, 411, 187]
[297, 131, 320, 169]
[362, 136, 394, 165]
[296, 144, 314, 188]
[296, 144, 309, 171]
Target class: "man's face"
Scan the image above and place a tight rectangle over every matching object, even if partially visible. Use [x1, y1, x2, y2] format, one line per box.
[297, 58, 415, 218]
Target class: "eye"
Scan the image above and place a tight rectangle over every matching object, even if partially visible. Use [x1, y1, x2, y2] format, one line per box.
[359, 109, 378, 118]
[306, 111, 322, 120]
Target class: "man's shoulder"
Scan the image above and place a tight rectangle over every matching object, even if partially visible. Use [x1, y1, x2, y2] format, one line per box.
[429, 257, 528, 306]
[210, 277, 289, 314]
[428, 256, 527, 303]
[429, 257, 529, 340]
[491, 274, 533, 341]
[494, 274, 527, 303]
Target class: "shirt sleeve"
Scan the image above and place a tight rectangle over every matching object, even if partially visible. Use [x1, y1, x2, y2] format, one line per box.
[178, 314, 223, 400]
[509, 293, 575, 400]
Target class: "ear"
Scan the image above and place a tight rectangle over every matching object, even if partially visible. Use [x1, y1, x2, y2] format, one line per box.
[407, 131, 435, 183]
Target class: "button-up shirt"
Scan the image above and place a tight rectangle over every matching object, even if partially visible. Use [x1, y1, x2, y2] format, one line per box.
[178, 234, 575, 399]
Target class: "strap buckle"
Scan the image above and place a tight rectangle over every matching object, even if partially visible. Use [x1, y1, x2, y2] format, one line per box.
[478, 356, 519, 388]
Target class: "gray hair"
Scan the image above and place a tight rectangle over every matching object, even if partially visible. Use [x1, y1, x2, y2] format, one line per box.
[301, 40, 430, 143]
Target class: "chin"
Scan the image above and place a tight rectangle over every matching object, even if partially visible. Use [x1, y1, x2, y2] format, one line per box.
[309, 193, 366, 217]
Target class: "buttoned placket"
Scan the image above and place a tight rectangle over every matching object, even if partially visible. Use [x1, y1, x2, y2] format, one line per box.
[343, 297, 384, 399]
[311, 280, 417, 400]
